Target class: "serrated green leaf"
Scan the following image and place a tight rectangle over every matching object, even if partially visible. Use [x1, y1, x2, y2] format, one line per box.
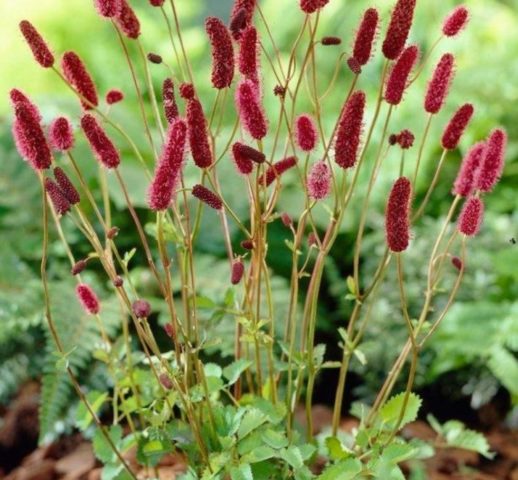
[230, 464, 253, 480]
[261, 429, 288, 449]
[237, 409, 267, 439]
[379, 392, 422, 429]
[325, 436, 350, 461]
[318, 458, 362, 480]
[93, 425, 122, 464]
[279, 446, 304, 470]
[76, 391, 108, 431]
[223, 359, 252, 386]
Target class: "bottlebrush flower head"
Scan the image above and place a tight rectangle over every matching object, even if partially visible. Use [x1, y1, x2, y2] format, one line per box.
[259, 156, 297, 187]
[115, 0, 141, 39]
[347, 57, 362, 75]
[76, 283, 100, 315]
[442, 6, 469, 37]
[307, 161, 331, 200]
[162, 79, 178, 124]
[179, 82, 195, 100]
[71, 259, 87, 275]
[476, 128, 507, 193]
[384, 45, 419, 105]
[236, 79, 268, 140]
[49, 117, 74, 151]
[274, 85, 286, 97]
[453, 143, 485, 197]
[186, 93, 213, 168]
[54, 167, 80, 205]
[9, 89, 40, 120]
[12, 101, 52, 170]
[239, 26, 259, 81]
[148, 118, 188, 211]
[149, 0, 165, 6]
[106, 89, 124, 105]
[385, 176, 412, 253]
[19, 20, 54, 68]
[61, 52, 99, 110]
[232, 142, 265, 175]
[300, 0, 329, 15]
[159, 373, 173, 390]
[231, 259, 245, 285]
[352, 8, 379, 67]
[192, 184, 223, 210]
[441, 103, 474, 150]
[147, 52, 163, 64]
[335, 90, 366, 169]
[322, 36, 342, 46]
[295, 114, 318, 152]
[81, 114, 120, 169]
[382, 0, 417, 60]
[397, 129, 415, 149]
[229, 0, 256, 40]
[94, 0, 122, 18]
[458, 196, 484, 237]
[451, 256, 463, 271]
[132, 299, 151, 318]
[206, 17, 235, 89]
[45, 178, 71, 215]
[424, 53, 455, 114]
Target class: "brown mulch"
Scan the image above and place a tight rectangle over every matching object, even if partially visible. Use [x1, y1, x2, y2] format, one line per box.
[1, 387, 517, 479]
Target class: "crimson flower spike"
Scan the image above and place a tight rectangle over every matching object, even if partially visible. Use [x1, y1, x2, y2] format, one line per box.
[115, 0, 141, 39]
[295, 114, 318, 152]
[12, 101, 52, 171]
[424, 53, 455, 115]
[19, 20, 54, 68]
[382, 0, 417, 60]
[384, 45, 419, 106]
[192, 184, 223, 210]
[236, 79, 268, 140]
[300, 0, 330, 15]
[458, 197, 484, 237]
[45, 178, 71, 216]
[335, 90, 366, 169]
[81, 114, 120, 168]
[352, 8, 379, 67]
[162, 79, 178, 124]
[148, 118, 188, 211]
[49, 117, 74, 152]
[259, 156, 297, 187]
[239, 26, 260, 82]
[183, 85, 213, 168]
[385, 177, 412, 253]
[61, 52, 99, 110]
[94, 0, 122, 18]
[206, 17, 235, 89]
[452, 142, 485, 197]
[307, 161, 331, 200]
[232, 142, 265, 175]
[441, 104, 474, 150]
[76, 283, 101, 315]
[231, 259, 245, 285]
[54, 167, 80, 205]
[476, 128, 507, 193]
[229, 0, 256, 40]
[442, 6, 469, 37]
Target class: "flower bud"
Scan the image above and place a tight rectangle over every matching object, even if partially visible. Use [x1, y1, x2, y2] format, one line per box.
[458, 197, 484, 237]
[192, 184, 223, 210]
[132, 299, 151, 318]
[19, 20, 54, 68]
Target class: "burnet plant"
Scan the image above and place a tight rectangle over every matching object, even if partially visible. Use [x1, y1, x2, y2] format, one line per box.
[12, 0, 507, 477]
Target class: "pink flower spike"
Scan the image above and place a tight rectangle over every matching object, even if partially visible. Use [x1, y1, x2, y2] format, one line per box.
[229, 0, 256, 40]
[335, 90, 366, 169]
[458, 197, 484, 237]
[231, 259, 245, 285]
[295, 114, 318, 152]
[453, 142, 485, 197]
[45, 178, 71, 216]
[441, 104, 474, 150]
[442, 6, 469, 37]
[239, 26, 259, 81]
[186, 94, 213, 168]
[19, 20, 54, 68]
[206, 17, 235, 89]
[148, 118, 188, 211]
[81, 114, 120, 169]
[115, 0, 141, 39]
[259, 156, 297, 187]
[76, 283, 101, 315]
[232, 142, 254, 175]
[353, 8, 379, 67]
[382, 0, 417, 60]
[385, 177, 412, 253]
[162, 79, 178, 124]
[236, 79, 268, 140]
[307, 161, 331, 200]
[54, 167, 80, 205]
[192, 184, 223, 210]
[94, 0, 122, 18]
[424, 53, 455, 114]
[61, 52, 99, 110]
[384, 45, 419, 106]
[106, 89, 124, 105]
[476, 128, 507, 193]
[397, 129, 415, 149]
[49, 117, 74, 151]
[9, 89, 41, 121]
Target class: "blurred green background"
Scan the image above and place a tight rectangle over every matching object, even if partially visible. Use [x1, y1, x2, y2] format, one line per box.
[1, 0, 517, 446]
